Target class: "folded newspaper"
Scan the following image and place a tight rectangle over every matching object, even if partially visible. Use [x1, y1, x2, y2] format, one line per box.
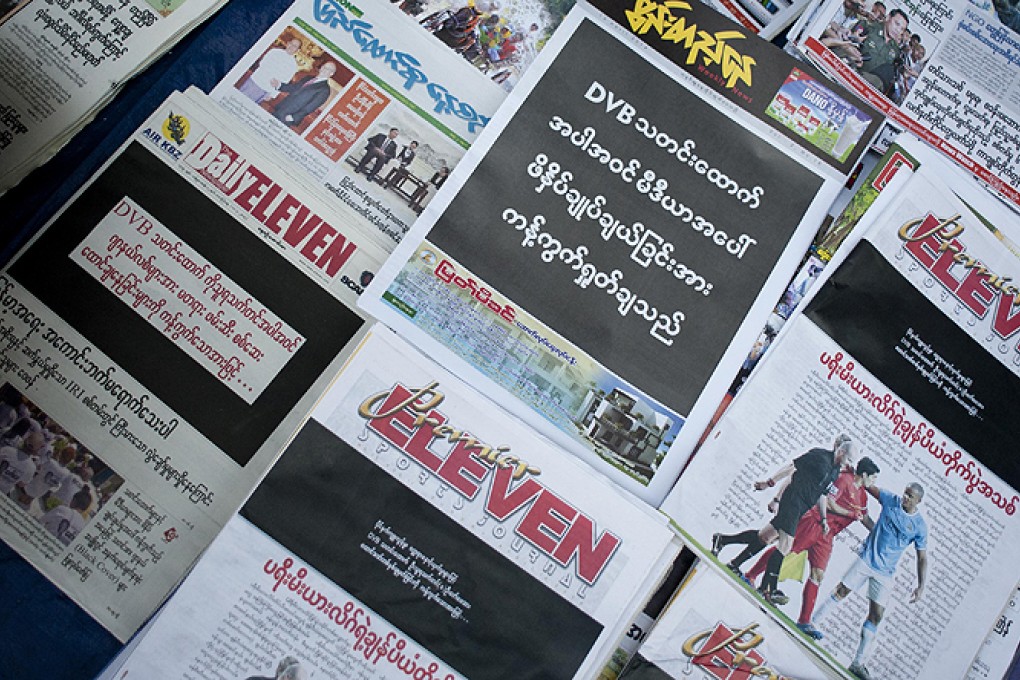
[661, 150, 1020, 679]
[0, 0, 228, 194]
[102, 325, 681, 680]
[360, 0, 882, 505]
[0, 88, 389, 640]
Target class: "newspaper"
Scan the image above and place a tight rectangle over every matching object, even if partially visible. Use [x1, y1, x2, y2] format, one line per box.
[207, 0, 507, 252]
[0, 88, 389, 640]
[795, 0, 1020, 207]
[104, 325, 681, 680]
[359, 0, 882, 505]
[660, 152, 1020, 679]
[619, 562, 839, 679]
[0, 0, 227, 194]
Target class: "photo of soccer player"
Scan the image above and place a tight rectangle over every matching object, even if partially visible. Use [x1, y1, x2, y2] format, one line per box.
[742, 456, 881, 638]
[811, 482, 929, 680]
[711, 434, 857, 605]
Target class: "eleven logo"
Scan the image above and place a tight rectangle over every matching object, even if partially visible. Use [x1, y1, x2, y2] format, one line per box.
[682, 622, 790, 680]
[162, 111, 190, 145]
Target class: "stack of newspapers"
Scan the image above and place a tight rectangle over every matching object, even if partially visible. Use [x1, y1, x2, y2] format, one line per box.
[1, 0, 1019, 678]
[0, 0, 230, 194]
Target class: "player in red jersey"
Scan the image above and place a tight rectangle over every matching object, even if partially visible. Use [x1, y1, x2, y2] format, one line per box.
[745, 456, 880, 638]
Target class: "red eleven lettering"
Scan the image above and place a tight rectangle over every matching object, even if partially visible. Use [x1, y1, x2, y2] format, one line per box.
[899, 213, 1020, 346]
[358, 382, 621, 584]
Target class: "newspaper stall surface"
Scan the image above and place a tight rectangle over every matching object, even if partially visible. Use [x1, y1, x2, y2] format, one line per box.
[208, 0, 506, 253]
[360, 0, 882, 505]
[0, 89, 389, 640]
[105, 326, 681, 680]
[620, 563, 838, 679]
[795, 0, 1020, 207]
[661, 157, 1020, 679]
[0, 0, 227, 194]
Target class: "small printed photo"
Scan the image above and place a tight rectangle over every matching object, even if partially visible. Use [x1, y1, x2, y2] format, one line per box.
[344, 121, 456, 215]
[0, 384, 125, 546]
[817, 0, 938, 105]
[766, 68, 873, 162]
[415, 0, 567, 90]
[234, 27, 355, 136]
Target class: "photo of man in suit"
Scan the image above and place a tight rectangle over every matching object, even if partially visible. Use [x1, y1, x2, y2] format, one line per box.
[355, 128, 401, 181]
[272, 61, 337, 128]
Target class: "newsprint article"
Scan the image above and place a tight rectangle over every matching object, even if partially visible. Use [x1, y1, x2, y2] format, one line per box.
[0, 89, 389, 640]
[661, 155, 1020, 680]
[209, 0, 506, 251]
[0, 0, 226, 193]
[795, 0, 1020, 207]
[361, 0, 883, 505]
[104, 327, 680, 680]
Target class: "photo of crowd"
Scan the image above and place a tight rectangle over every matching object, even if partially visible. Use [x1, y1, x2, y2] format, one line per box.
[235, 29, 355, 135]
[408, 0, 569, 89]
[819, 0, 935, 104]
[0, 384, 125, 547]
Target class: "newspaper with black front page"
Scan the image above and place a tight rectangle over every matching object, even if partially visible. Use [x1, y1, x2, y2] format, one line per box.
[0, 88, 389, 640]
[206, 0, 507, 253]
[360, 0, 882, 505]
[0, 0, 228, 194]
[102, 325, 681, 680]
[660, 151, 1020, 679]
[794, 0, 1020, 208]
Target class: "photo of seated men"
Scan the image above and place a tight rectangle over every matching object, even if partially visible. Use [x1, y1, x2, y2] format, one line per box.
[0, 384, 124, 547]
[820, 1, 930, 104]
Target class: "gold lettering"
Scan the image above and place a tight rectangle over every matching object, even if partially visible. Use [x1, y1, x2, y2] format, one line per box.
[897, 213, 964, 243]
[357, 381, 444, 420]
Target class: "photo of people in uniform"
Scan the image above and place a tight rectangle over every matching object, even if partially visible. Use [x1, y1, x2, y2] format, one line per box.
[0, 384, 124, 547]
[819, 0, 935, 104]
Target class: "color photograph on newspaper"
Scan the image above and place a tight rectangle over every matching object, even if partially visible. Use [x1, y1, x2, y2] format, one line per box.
[798, 0, 1020, 206]
[212, 0, 505, 248]
[662, 165, 1020, 680]
[415, 0, 574, 91]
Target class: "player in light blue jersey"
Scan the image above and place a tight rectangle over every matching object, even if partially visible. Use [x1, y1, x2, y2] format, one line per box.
[812, 482, 928, 680]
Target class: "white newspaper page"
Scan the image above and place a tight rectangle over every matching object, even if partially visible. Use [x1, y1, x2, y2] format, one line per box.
[108, 326, 680, 680]
[620, 564, 838, 679]
[208, 0, 506, 252]
[0, 0, 226, 193]
[360, 0, 882, 505]
[796, 0, 1020, 207]
[0, 89, 387, 640]
[661, 159, 1020, 680]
